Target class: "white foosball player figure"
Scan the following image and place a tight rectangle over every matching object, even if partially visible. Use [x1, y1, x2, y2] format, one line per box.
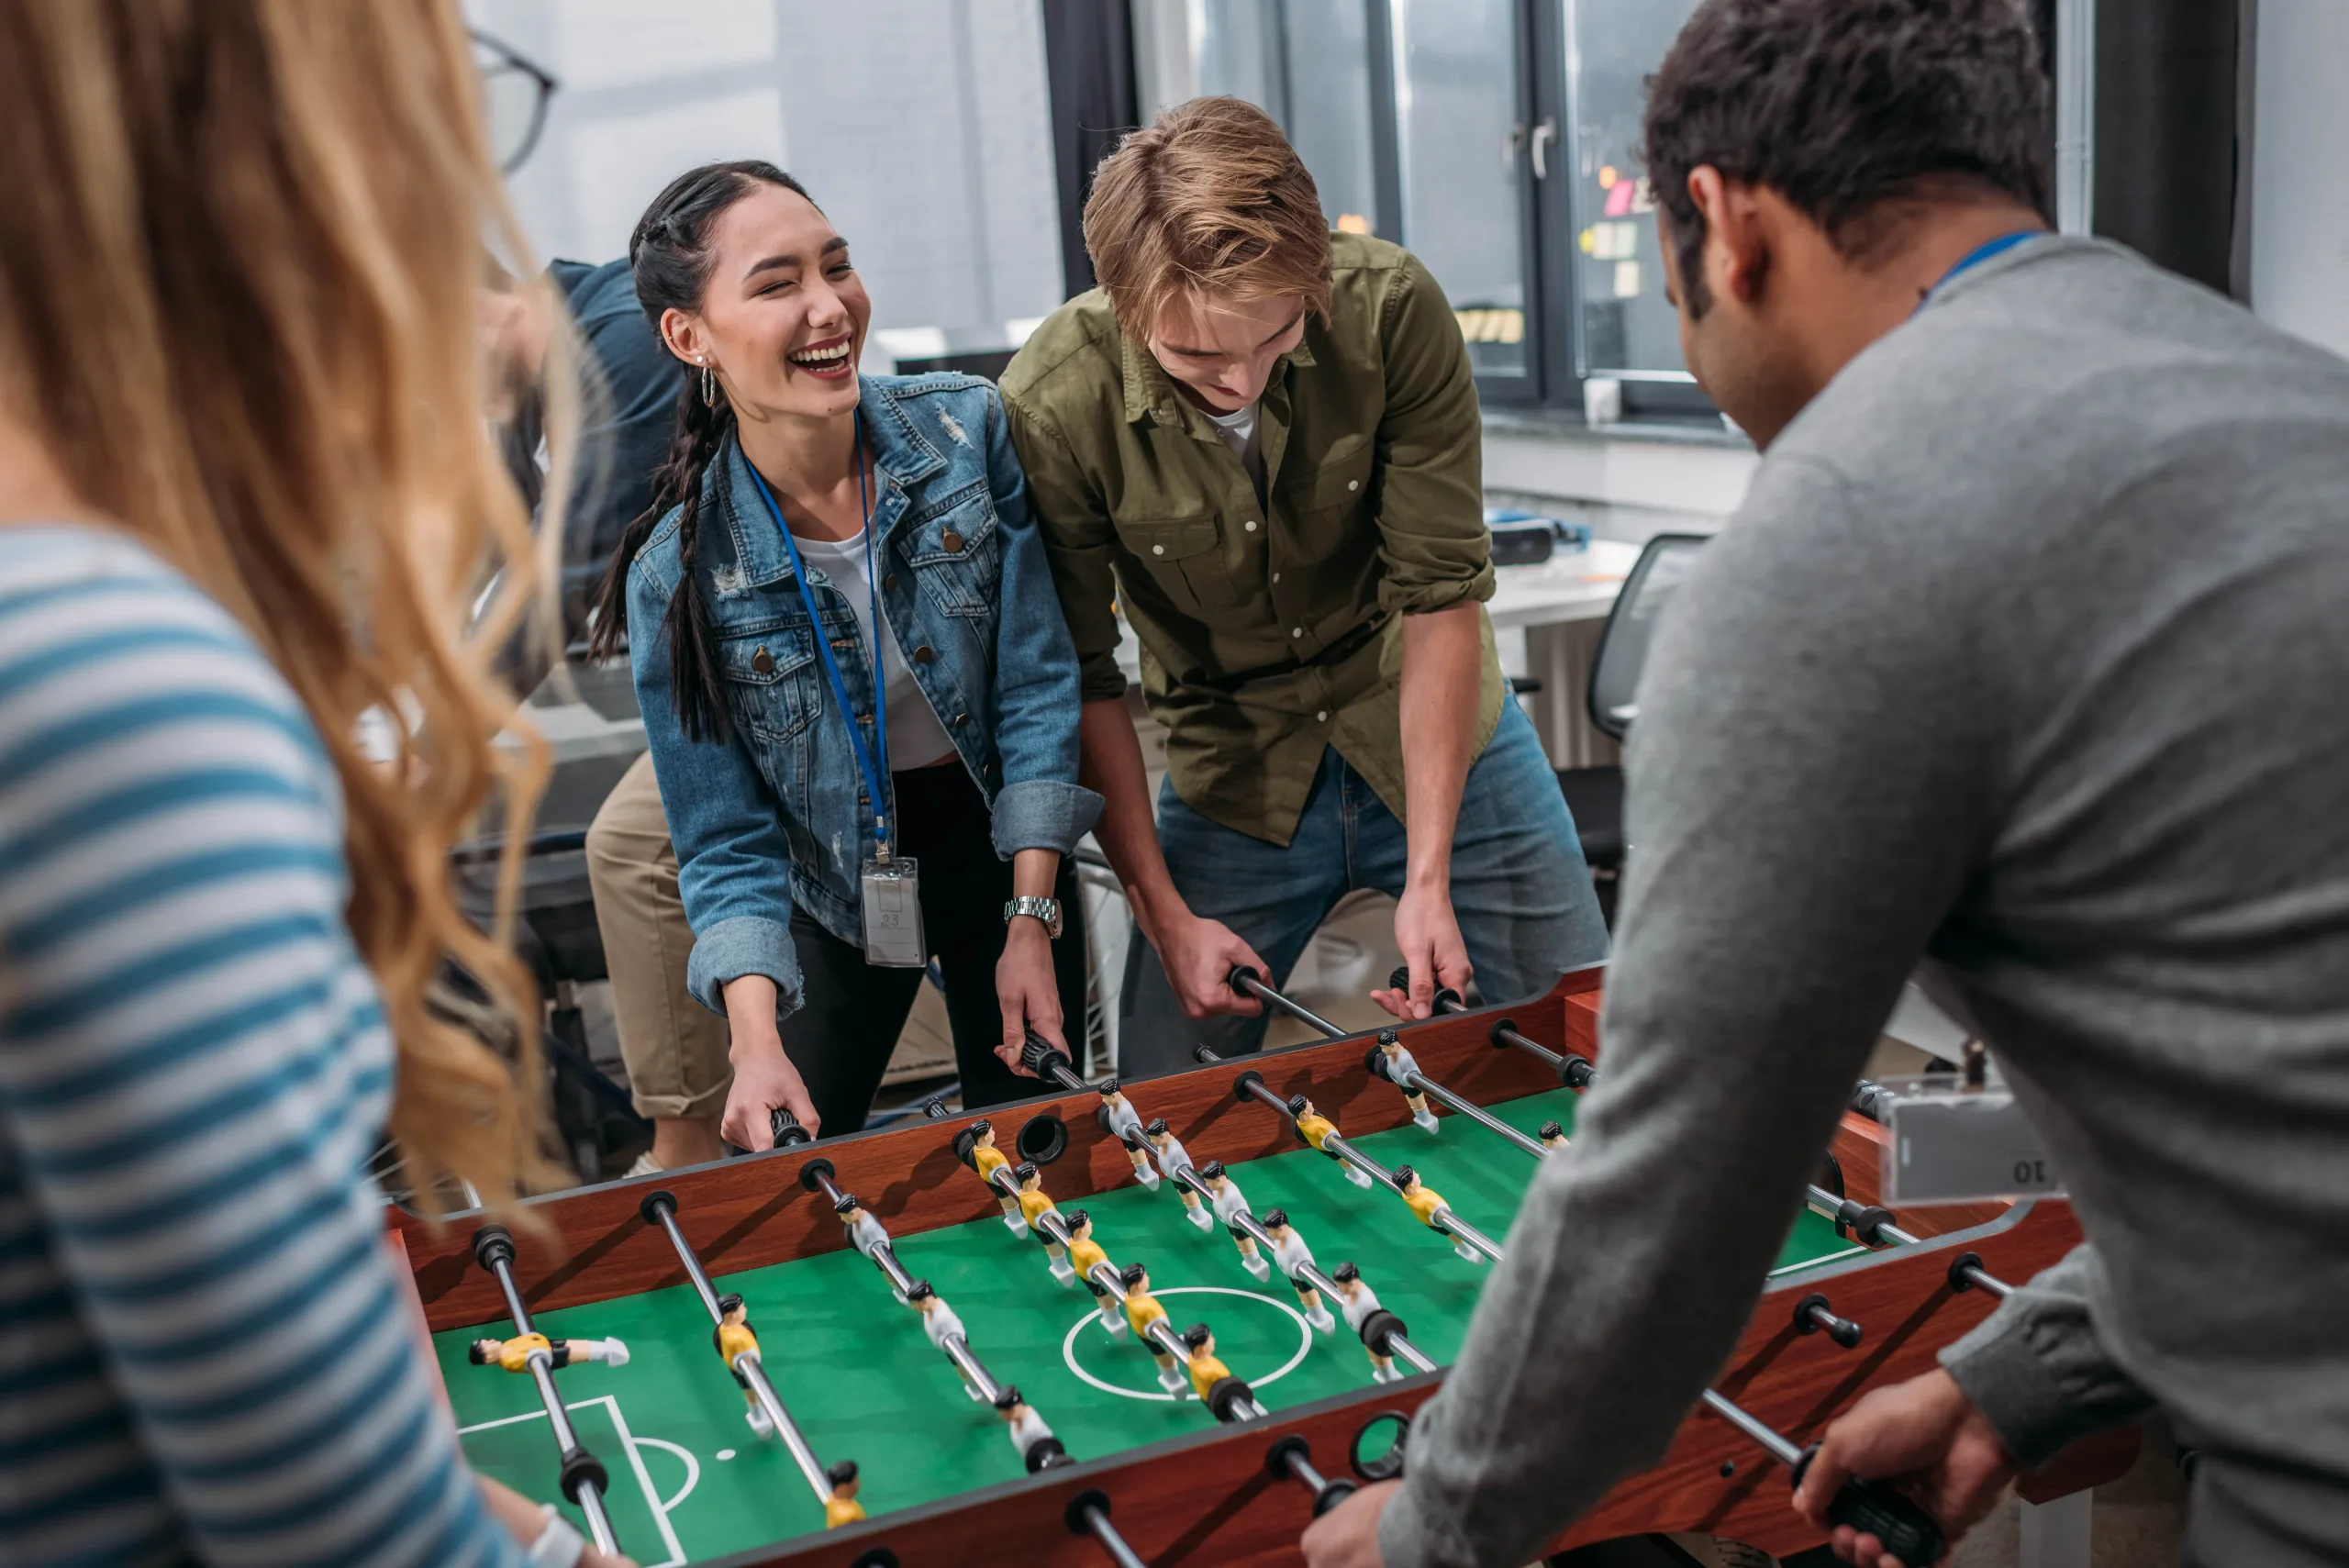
[1146, 1118, 1215, 1231]
[1329, 1262, 1399, 1383]
[1197, 1161, 1271, 1280]
[1097, 1082, 1161, 1190]
[907, 1279, 984, 1400]
[994, 1385, 1065, 1472]
[1259, 1208, 1337, 1332]
[1375, 1028, 1442, 1134]
[833, 1192, 903, 1300]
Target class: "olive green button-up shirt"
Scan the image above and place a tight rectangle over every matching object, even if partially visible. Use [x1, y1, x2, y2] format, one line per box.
[998, 233, 1503, 847]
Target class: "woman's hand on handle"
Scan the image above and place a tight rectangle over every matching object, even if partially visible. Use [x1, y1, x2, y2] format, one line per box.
[996, 917, 1056, 1076]
[718, 974, 819, 1148]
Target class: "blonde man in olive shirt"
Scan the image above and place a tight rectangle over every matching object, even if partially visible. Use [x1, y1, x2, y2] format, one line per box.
[1000, 99, 1609, 1076]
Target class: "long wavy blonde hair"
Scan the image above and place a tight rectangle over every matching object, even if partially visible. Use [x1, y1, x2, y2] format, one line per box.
[0, 0, 573, 1208]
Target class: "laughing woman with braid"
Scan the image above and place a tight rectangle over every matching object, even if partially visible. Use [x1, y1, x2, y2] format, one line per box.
[589, 163, 1099, 1151]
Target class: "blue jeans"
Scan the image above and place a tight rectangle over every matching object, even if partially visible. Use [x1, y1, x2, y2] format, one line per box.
[1118, 699, 1609, 1078]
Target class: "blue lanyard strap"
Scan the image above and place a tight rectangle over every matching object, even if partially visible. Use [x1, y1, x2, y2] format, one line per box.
[1915, 229, 2042, 316]
[741, 409, 893, 852]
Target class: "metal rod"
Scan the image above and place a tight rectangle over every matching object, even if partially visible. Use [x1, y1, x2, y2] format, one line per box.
[1700, 1388, 1804, 1468]
[475, 1237, 618, 1554]
[1082, 1503, 1148, 1568]
[1231, 967, 1346, 1038]
[527, 1356, 618, 1553]
[1415, 982, 1598, 1088]
[644, 1196, 835, 1506]
[1433, 1208, 1505, 1264]
[1406, 1072, 1550, 1160]
[1284, 1448, 1331, 1488]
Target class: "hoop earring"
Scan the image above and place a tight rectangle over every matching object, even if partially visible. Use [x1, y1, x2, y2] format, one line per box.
[699, 364, 718, 407]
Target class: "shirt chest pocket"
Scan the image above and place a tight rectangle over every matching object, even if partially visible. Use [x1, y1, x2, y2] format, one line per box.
[1119, 513, 1244, 616]
[719, 625, 818, 742]
[899, 483, 1000, 618]
[1279, 444, 1375, 556]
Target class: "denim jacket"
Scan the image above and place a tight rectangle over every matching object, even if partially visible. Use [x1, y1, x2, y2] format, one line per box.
[628, 374, 1101, 1015]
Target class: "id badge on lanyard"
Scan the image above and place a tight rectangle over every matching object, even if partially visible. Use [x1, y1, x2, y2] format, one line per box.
[745, 411, 927, 966]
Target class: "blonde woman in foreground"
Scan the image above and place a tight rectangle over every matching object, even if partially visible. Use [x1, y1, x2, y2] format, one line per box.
[0, 3, 625, 1563]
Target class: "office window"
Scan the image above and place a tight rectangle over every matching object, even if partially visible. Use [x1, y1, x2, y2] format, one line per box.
[1393, 0, 1532, 380]
[1136, 0, 1384, 236]
[1564, 0, 1702, 380]
[467, 0, 1065, 346]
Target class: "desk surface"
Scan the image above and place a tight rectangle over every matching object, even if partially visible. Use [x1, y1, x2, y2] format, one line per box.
[1485, 539, 1639, 630]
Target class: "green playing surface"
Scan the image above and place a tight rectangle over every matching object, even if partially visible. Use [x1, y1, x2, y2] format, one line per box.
[438, 1087, 1865, 1565]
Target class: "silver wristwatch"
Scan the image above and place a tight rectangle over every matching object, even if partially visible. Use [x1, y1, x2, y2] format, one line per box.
[1003, 895, 1063, 940]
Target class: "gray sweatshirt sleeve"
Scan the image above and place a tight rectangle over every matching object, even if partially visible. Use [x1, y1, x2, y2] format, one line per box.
[1939, 1244, 2156, 1468]
[1379, 457, 2001, 1568]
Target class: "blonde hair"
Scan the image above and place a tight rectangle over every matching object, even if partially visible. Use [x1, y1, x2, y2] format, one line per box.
[0, 0, 572, 1209]
[1083, 96, 1334, 342]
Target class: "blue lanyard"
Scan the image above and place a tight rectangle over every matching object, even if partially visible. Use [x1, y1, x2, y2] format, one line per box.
[1915, 230, 2041, 315]
[741, 411, 894, 853]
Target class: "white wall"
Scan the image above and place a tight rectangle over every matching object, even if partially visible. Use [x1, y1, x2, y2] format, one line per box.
[468, 0, 1064, 339]
[2249, 0, 2349, 359]
[1482, 427, 1755, 543]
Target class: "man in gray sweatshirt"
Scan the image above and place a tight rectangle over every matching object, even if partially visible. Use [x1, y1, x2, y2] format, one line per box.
[1300, 3, 2349, 1566]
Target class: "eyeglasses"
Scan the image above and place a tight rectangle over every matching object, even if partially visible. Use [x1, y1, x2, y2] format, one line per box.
[471, 28, 559, 175]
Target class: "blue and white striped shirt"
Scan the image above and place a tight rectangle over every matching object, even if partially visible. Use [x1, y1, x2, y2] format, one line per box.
[0, 526, 522, 1566]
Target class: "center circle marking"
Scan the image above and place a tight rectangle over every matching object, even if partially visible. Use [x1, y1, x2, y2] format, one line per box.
[1060, 1285, 1314, 1403]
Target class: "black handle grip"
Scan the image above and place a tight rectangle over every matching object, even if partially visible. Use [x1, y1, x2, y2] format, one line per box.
[1020, 1030, 1076, 1083]
[1794, 1447, 1945, 1565]
[1384, 965, 1462, 1010]
[770, 1107, 811, 1148]
[1228, 963, 1264, 996]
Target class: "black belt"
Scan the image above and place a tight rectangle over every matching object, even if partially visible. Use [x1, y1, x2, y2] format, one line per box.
[1194, 614, 1387, 695]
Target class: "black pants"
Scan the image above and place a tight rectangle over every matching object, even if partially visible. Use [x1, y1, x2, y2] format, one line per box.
[778, 762, 1086, 1135]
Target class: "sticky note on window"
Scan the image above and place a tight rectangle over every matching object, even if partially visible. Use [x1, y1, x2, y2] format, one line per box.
[1614, 261, 1642, 299]
[1606, 179, 1636, 217]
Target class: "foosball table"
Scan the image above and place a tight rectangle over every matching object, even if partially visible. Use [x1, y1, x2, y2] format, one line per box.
[395, 963, 2132, 1567]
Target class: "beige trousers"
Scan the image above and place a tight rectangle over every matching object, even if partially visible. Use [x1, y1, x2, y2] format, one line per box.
[585, 750, 732, 1121]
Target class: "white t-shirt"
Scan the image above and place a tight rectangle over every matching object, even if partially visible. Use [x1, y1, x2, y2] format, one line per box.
[1203, 400, 1264, 490]
[791, 527, 959, 770]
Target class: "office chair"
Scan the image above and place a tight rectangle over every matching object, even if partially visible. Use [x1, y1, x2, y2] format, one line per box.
[1556, 532, 1712, 926]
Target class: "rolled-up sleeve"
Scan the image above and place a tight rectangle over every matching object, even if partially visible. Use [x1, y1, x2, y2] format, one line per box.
[626, 550, 804, 1016]
[981, 387, 1103, 856]
[1373, 253, 1494, 618]
[1002, 390, 1130, 704]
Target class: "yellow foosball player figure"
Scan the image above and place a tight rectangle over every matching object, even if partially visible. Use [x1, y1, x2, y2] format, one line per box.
[1062, 1210, 1124, 1335]
[1144, 1118, 1217, 1230]
[1393, 1164, 1482, 1264]
[822, 1459, 865, 1528]
[1011, 1162, 1077, 1286]
[966, 1120, 1026, 1234]
[467, 1332, 629, 1373]
[1540, 1119, 1570, 1155]
[1177, 1321, 1244, 1417]
[1096, 1082, 1161, 1190]
[1119, 1262, 1190, 1397]
[1286, 1094, 1375, 1188]
[712, 1293, 774, 1437]
[1329, 1262, 1400, 1384]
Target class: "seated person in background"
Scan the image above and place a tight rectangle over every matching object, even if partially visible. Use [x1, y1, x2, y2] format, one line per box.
[0, 4, 619, 1563]
[481, 252, 684, 640]
[589, 161, 1099, 1159]
[1303, 3, 2349, 1566]
[997, 98, 1609, 1080]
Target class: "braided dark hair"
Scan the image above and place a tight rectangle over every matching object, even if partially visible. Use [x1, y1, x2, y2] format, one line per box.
[588, 160, 813, 743]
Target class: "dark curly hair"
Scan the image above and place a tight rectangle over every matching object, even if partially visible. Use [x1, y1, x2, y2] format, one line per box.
[1644, 0, 2052, 316]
